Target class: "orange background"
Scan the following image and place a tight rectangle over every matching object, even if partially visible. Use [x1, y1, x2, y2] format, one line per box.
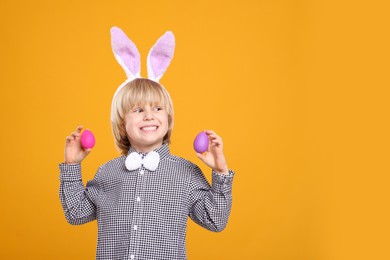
[0, 0, 389, 259]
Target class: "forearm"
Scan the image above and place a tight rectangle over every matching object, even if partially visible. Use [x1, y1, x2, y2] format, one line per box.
[59, 163, 98, 225]
[190, 170, 234, 232]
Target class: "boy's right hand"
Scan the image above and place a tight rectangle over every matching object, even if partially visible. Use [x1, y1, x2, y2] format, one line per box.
[64, 125, 91, 164]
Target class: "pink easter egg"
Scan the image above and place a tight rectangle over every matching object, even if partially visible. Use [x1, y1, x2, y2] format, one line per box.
[80, 130, 95, 149]
[193, 131, 209, 153]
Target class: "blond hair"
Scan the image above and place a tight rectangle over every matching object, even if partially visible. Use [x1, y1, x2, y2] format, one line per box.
[111, 78, 174, 155]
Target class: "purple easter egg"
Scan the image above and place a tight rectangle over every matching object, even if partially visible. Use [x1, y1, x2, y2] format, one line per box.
[193, 132, 209, 153]
[80, 130, 96, 149]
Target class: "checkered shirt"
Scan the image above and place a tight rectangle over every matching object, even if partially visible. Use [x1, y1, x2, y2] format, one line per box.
[59, 144, 234, 260]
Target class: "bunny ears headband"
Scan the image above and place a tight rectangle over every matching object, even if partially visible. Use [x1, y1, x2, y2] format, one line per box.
[110, 26, 175, 121]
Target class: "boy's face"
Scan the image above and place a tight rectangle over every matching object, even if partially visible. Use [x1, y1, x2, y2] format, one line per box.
[124, 103, 169, 153]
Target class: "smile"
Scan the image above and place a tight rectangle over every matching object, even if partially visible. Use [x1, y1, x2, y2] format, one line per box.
[141, 126, 159, 132]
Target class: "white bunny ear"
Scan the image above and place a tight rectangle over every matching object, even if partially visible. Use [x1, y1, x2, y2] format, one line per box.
[147, 31, 175, 82]
[111, 26, 141, 80]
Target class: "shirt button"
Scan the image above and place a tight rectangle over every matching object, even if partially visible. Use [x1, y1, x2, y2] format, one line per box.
[136, 197, 141, 202]
[140, 170, 144, 175]
[133, 225, 138, 230]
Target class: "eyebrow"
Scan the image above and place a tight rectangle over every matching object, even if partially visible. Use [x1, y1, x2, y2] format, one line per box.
[130, 103, 164, 109]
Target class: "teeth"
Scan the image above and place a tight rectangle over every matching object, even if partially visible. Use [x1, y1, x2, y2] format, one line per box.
[142, 126, 158, 131]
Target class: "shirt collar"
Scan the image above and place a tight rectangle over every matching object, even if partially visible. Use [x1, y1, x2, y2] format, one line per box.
[126, 143, 170, 161]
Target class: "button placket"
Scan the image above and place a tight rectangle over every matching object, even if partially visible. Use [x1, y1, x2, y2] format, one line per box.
[128, 165, 145, 260]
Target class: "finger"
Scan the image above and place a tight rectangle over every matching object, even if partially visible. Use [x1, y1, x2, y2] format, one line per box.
[209, 134, 222, 144]
[211, 138, 223, 146]
[196, 152, 206, 160]
[66, 136, 73, 143]
[210, 138, 224, 150]
[205, 129, 217, 136]
[71, 131, 81, 138]
[209, 134, 222, 141]
[205, 130, 221, 140]
[76, 125, 83, 133]
[210, 141, 223, 150]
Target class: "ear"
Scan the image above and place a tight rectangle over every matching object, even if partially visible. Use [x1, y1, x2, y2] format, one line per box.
[147, 31, 175, 82]
[110, 26, 141, 80]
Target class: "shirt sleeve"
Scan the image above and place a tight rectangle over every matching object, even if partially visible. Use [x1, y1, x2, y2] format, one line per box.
[59, 163, 102, 225]
[188, 165, 235, 232]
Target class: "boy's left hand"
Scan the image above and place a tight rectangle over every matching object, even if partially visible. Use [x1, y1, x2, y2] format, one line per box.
[196, 130, 229, 175]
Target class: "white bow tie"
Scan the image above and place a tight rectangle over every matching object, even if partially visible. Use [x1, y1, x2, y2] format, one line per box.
[125, 151, 160, 171]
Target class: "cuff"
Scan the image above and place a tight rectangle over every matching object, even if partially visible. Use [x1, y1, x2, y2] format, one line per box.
[211, 169, 235, 194]
[59, 163, 82, 181]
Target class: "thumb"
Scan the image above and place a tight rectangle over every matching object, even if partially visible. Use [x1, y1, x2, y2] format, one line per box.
[196, 152, 214, 169]
[84, 148, 92, 156]
[196, 152, 207, 162]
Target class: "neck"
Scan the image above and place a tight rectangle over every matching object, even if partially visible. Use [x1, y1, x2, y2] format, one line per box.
[131, 143, 163, 154]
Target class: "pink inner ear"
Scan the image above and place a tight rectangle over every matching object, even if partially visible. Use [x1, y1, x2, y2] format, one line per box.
[148, 32, 175, 80]
[111, 27, 140, 77]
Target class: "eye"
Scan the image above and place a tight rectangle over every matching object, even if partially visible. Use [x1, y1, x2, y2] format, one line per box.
[154, 106, 163, 111]
[133, 107, 143, 113]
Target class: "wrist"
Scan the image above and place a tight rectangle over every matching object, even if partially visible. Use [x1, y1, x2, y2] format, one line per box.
[214, 167, 229, 175]
[64, 160, 80, 165]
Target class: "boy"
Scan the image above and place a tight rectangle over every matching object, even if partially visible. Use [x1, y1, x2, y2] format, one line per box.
[59, 28, 234, 260]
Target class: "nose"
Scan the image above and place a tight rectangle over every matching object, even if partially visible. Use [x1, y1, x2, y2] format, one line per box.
[143, 110, 154, 121]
